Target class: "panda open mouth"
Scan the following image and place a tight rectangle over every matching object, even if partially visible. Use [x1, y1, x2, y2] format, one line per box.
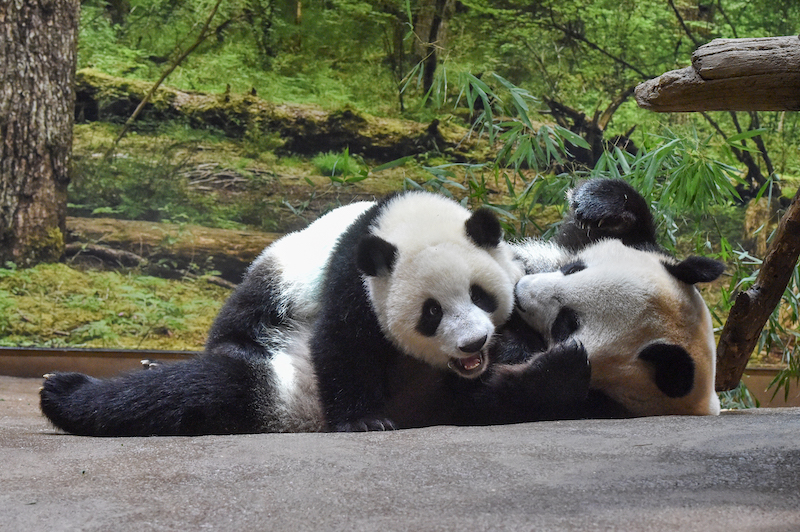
[448, 353, 487, 378]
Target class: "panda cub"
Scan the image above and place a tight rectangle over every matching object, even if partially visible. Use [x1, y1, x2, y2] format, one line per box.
[42, 191, 588, 435]
[39, 182, 724, 436]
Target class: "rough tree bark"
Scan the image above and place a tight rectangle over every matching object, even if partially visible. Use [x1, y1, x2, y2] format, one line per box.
[0, 0, 80, 266]
[715, 188, 800, 391]
[414, 0, 455, 96]
[635, 36, 800, 112]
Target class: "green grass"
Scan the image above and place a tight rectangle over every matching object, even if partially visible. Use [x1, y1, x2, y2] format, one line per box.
[0, 263, 230, 350]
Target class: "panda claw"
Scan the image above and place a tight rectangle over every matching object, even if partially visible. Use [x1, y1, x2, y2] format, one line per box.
[335, 417, 398, 432]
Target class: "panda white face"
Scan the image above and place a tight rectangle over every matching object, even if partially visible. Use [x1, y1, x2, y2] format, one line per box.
[514, 239, 720, 416]
[358, 192, 521, 378]
[375, 242, 516, 377]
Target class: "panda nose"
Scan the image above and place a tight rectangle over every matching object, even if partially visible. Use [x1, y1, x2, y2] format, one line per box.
[460, 335, 488, 353]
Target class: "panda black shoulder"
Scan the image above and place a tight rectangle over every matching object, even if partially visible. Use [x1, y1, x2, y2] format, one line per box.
[310, 196, 403, 431]
[318, 197, 391, 303]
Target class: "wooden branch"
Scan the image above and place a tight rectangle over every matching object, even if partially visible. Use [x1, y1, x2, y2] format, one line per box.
[66, 217, 278, 283]
[716, 188, 800, 391]
[64, 243, 145, 267]
[635, 36, 800, 112]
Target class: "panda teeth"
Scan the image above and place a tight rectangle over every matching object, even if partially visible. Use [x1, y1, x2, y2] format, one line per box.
[448, 354, 485, 376]
[461, 355, 482, 371]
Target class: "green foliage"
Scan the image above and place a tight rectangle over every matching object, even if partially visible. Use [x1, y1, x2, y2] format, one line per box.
[312, 148, 368, 184]
[69, 140, 280, 230]
[718, 382, 760, 410]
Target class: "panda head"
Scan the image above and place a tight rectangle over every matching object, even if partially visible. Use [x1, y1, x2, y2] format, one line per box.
[356, 192, 521, 378]
[514, 239, 724, 416]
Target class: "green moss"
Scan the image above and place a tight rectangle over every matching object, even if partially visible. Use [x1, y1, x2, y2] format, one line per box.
[0, 263, 229, 350]
[15, 228, 65, 267]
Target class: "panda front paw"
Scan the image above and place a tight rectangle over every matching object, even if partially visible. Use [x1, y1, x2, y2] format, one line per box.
[333, 417, 398, 432]
[536, 339, 591, 401]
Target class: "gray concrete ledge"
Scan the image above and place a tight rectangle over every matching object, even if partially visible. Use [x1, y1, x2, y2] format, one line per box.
[2, 376, 799, 531]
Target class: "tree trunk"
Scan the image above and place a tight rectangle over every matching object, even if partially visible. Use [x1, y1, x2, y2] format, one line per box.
[414, 0, 454, 96]
[0, 0, 79, 266]
[716, 187, 800, 391]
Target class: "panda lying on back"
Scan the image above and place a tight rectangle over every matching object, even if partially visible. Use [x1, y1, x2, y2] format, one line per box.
[40, 180, 724, 436]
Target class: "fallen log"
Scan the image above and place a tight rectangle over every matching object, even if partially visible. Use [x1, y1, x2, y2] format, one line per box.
[635, 36, 800, 112]
[75, 69, 476, 160]
[66, 217, 277, 283]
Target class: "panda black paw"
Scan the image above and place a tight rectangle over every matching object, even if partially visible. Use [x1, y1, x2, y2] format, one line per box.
[536, 340, 591, 400]
[40, 372, 98, 432]
[559, 179, 656, 249]
[334, 417, 398, 432]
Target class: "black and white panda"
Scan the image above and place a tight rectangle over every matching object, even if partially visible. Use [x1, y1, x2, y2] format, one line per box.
[512, 239, 721, 417]
[39, 181, 724, 436]
[41, 191, 588, 435]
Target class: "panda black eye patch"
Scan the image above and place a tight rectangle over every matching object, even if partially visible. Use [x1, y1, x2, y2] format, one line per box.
[470, 284, 498, 313]
[417, 298, 443, 337]
[560, 260, 586, 276]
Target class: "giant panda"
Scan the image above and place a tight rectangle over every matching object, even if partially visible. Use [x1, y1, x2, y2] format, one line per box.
[41, 191, 590, 435]
[517, 179, 724, 417]
[39, 181, 724, 436]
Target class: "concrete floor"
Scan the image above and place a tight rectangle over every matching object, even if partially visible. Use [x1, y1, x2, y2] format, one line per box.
[2, 375, 799, 531]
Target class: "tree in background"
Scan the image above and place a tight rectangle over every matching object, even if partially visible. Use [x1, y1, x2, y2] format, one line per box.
[0, 0, 80, 266]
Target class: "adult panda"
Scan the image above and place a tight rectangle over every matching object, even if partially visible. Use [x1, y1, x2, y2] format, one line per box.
[525, 179, 724, 417]
[39, 182, 723, 435]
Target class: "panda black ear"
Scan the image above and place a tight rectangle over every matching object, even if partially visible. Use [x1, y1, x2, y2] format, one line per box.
[356, 234, 398, 277]
[663, 256, 725, 285]
[465, 208, 502, 249]
[638, 343, 695, 398]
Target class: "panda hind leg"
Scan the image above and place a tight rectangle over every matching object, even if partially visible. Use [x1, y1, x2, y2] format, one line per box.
[40, 355, 277, 436]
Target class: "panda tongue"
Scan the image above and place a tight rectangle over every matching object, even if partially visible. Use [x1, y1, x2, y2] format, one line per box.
[459, 355, 482, 372]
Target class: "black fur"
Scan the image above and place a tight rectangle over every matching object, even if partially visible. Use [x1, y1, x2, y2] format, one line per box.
[557, 179, 657, 251]
[465, 207, 503, 248]
[638, 343, 696, 398]
[356, 234, 398, 277]
[310, 200, 398, 431]
[551, 307, 580, 343]
[40, 355, 271, 436]
[664, 256, 726, 285]
[475, 339, 592, 425]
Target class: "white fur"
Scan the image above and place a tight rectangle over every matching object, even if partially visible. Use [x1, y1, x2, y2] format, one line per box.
[249, 201, 373, 321]
[262, 324, 326, 432]
[382, 243, 513, 369]
[514, 239, 719, 416]
[363, 192, 521, 372]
